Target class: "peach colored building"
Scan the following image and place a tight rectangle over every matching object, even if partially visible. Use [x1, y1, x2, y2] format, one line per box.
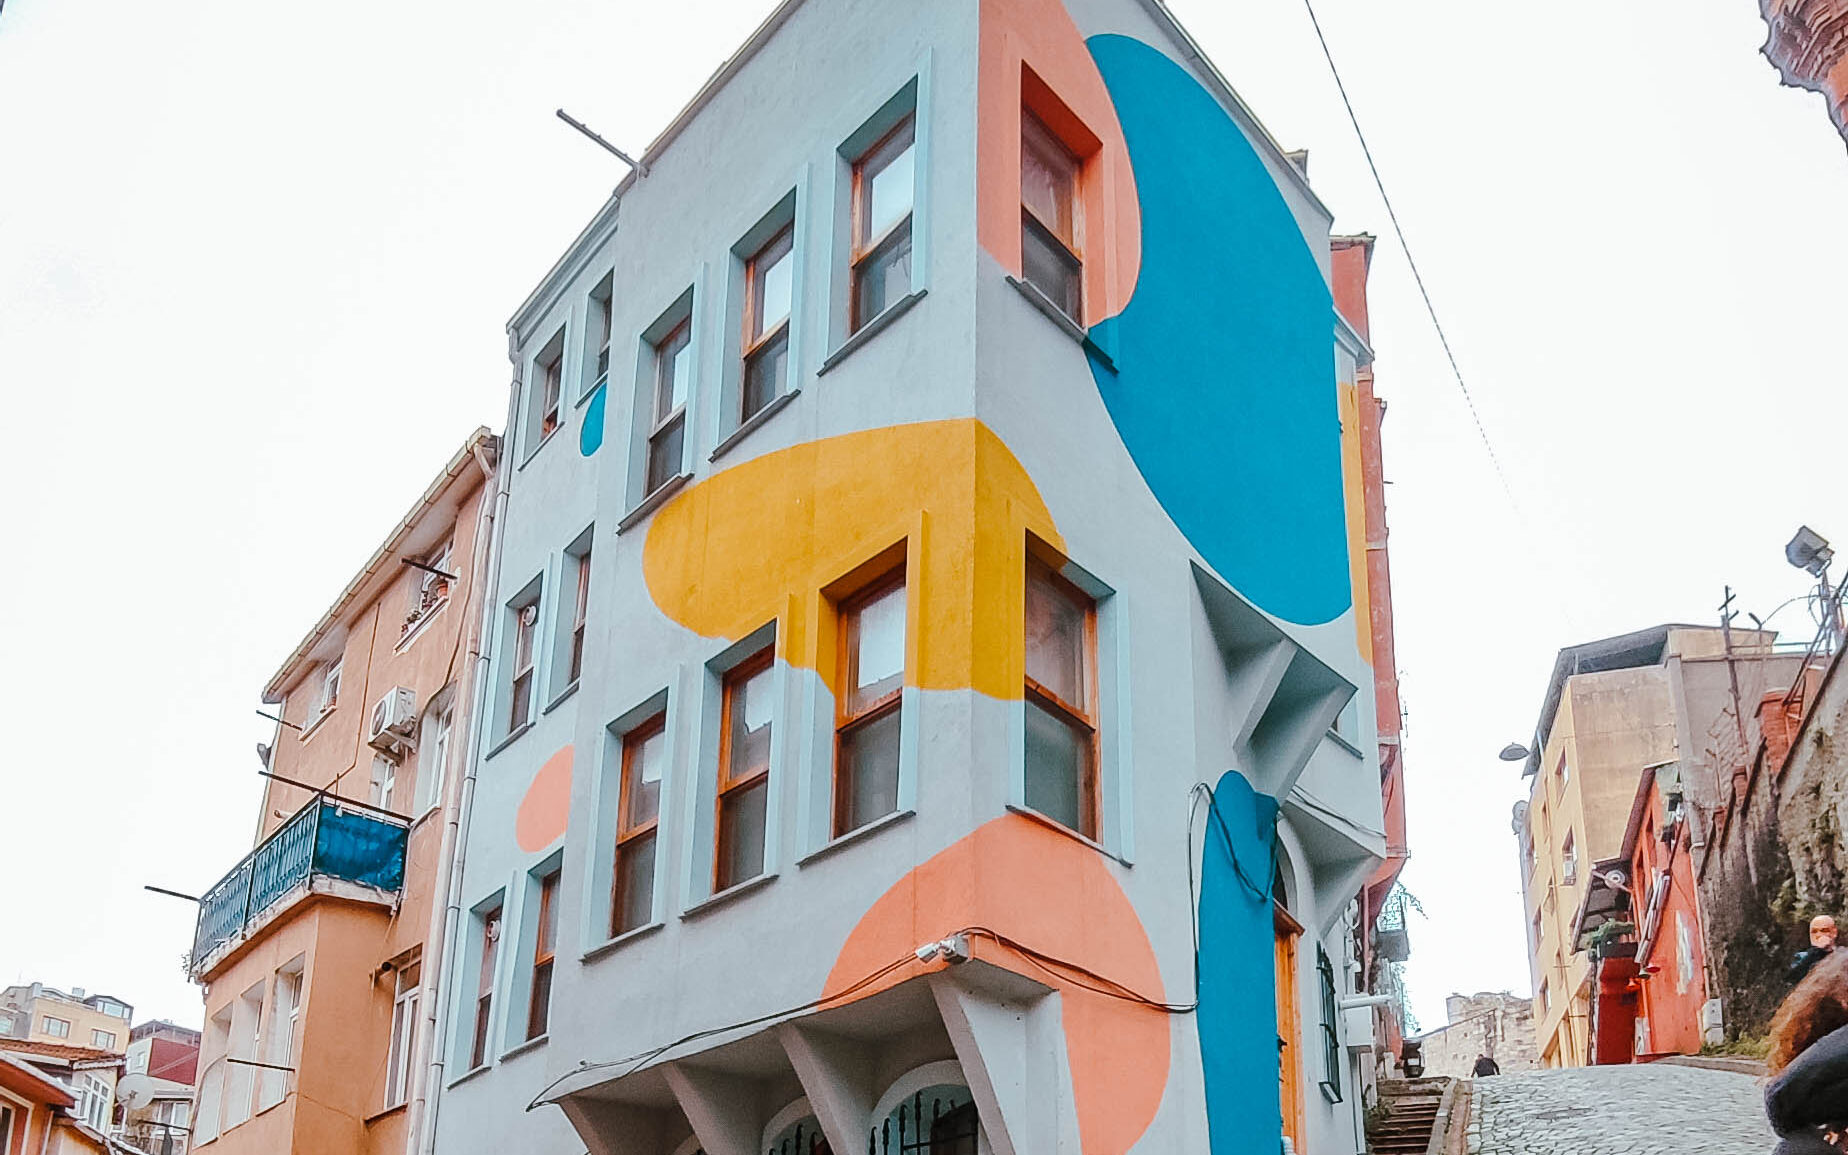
[1760, 0, 1848, 145]
[188, 429, 498, 1155]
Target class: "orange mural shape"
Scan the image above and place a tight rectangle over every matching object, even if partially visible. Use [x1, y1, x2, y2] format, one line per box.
[515, 745, 573, 852]
[979, 0, 1142, 324]
[642, 420, 1064, 701]
[823, 815, 1170, 1155]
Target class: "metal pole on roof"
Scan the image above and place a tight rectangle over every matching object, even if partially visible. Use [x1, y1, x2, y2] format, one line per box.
[556, 110, 648, 176]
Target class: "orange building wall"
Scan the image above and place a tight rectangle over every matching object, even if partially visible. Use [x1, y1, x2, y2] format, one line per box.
[1630, 796, 1708, 1058]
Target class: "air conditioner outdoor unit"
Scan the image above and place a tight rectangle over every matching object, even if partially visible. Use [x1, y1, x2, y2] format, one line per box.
[368, 687, 418, 753]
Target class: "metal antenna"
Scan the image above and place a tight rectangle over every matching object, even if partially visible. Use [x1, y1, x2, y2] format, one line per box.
[556, 109, 648, 175]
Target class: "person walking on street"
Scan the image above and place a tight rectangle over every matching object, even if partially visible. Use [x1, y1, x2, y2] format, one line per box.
[1764, 950, 1848, 1153]
[1790, 915, 1837, 985]
[1471, 1054, 1500, 1078]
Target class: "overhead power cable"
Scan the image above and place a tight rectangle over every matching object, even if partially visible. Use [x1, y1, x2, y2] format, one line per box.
[1299, 0, 1519, 512]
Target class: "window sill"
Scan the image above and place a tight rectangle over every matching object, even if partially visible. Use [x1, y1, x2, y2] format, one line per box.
[363, 1102, 408, 1125]
[1004, 276, 1115, 373]
[577, 380, 606, 409]
[543, 681, 581, 715]
[797, 808, 914, 868]
[680, 872, 777, 920]
[519, 426, 563, 471]
[395, 597, 450, 653]
[1324, 729, 1364, 759]
[1006, 804, 1129, 866]
[500, 1034, 548, 1062]
[299, 709, 336, 743]
[484, 720, 535, 762]
[710, 388, 800, 464]
[446, 1063, 492, 1091]
[817, 289, 926, 376]
[581, 920, 665, 964]
[617, 472, 693, 534]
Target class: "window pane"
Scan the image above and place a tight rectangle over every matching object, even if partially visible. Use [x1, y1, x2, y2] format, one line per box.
[527, 959, 552, 1040]
[1025, 570, 1086, 706]
[656, 327, 691, 418]
[753, 236, 794, 338]
[535, 876, 559, 957]
[647, 413, 686, 493]
[1022, 115, 1077, 244]
[1021, 216, 1081, 321]
[717, 778, 768, 890]
[727, 665, 774, 781]
[852, 220, 912, 332]
[741, 329, 788, 423]
[625, 727, 663, 828]
[852, 582, 906, 711]
[615, 833, 656, 934]
[840, 707, 901, 832]
[1025, 699, 1091, 836]
[510, 673, 532, 730]
[864, 137, 915, 244]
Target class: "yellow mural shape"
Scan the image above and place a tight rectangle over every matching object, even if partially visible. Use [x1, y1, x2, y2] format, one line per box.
[1337, 381, 1374, 667]
[643, 420, 1065, 701]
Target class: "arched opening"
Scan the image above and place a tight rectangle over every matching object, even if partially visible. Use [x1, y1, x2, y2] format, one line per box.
[870, 1065, 981, 1155]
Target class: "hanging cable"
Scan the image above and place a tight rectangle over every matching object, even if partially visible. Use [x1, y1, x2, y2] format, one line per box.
[1300, 0, 1518, 512]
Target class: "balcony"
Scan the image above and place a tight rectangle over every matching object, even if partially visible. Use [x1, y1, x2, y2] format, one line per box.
[190, 797, 408, 978]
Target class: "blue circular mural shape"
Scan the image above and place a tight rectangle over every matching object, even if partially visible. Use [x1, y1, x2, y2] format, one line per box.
[580, 384, 606, 457]
[1085, 34, 1351, 627]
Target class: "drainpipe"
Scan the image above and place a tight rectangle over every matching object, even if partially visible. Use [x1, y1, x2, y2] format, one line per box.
[411, 379, 519, 1155]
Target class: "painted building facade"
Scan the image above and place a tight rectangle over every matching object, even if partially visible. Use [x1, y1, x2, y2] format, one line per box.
[0, 989, 131, 1055]
[429, 3, 1397, 1155]
[1513, 625, 1802, 1067]
[1760, 0, 1848, 146]
[0, 1047, 121, 1155]
[186, 430, 498, 1155]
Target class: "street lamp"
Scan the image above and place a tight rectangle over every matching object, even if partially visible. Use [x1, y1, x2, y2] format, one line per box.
[1498, 743, 1531, 763]
[1785, 525, 1843, 652]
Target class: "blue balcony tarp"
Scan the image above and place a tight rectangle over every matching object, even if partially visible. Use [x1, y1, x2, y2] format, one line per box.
[315, 805, 407, 893]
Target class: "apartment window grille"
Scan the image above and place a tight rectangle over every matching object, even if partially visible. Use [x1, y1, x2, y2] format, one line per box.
[742, 227, 794, 422]
[469, 906, 501, 1070]
[1317, 946, 1342, 1102]
[1023, 560, 1098, 838]
[870, 1088, 979, 1154]
[386, 962, 419, 1109]
[1019, 111, 1081, 321]
[716, 650, 774, 891]
[613, 715, 665, 935]
[849, 117, 916, 333]
[646, 319, 692, 494]
[510, 602, 539, 730]
[527, 870, 560, 1041]
[835, 572, 906, 836]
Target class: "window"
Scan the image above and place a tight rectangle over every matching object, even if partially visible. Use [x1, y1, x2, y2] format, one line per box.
[586, 274, 614, 398]
[1019, 110, 1081, 321]
[1316, 946, 1342, 1102]
[537, 339, 564, 442]
[319, 661, 342, 715]
[1532, 907, 1543, 950]
[741, 227, 794, 422]
[1023, 561, 1098, 838]
[386, 962, 420, 1109]
[569, 543, 591, 686]
[527, 871, 560, 1041]
[75, 1073, 109, 1131]
[259, 963, 301, 1111]
[612, 715, 665, 935]
[849, 116, 916, 333]
[405, 541, 454, 639]
[1561, 829, 1578, 886]
[91, 1028, 115, 1049]
[128, 1049, 148, 1074]
[510, 601, 540, 731]
[225, 981, 263, 1127]
[1538, 977, 1550, 1014]
[835, 573, 906, 836]
[415, 702, 452, 816]
[646, 319, 692, 494]
[0, 1106, 12, 1155]
[370, 755, 397, 811]
[469, 905, 502, 1071]
[716, 651, 774, 891]
[42, 1016, 69, 1039]
[1558, 752, 1570, 788]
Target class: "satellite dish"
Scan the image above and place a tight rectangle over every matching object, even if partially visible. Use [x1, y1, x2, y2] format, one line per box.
[116, 1073, 156, 1111]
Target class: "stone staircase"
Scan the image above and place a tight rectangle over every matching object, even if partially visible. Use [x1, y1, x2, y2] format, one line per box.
[1366, 1077, 1455, 1155]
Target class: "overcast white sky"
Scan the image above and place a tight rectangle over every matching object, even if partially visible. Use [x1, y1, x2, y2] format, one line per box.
[2, 0, 1844, 1034]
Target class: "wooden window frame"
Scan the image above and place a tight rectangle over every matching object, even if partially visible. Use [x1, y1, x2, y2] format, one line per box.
[385, 962, 419, 1109]
[1019, 109, 1083, 322]
[715, 649, 775, 891]
[612, 713, 665, 937]
[833, 569, 907, 837]
[538, 344, 564, 440]
[469, 906, 501, 1071]
[1023, 559, 1100, 840]
[569, 548, 591, 686]
[590, 280, 614, 396]
[510, 602, 538, 729]
[526, 871, 559, 1041]
[646, 319, 692, 492]
[741, 226, 794, 421]
[848, 116, 916, 334]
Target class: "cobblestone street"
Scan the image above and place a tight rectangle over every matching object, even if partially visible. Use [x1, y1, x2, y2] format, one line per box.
[1468, 1064, 1776, 1155]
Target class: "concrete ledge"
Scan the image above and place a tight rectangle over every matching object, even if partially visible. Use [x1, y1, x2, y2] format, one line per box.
[1653, 1053, 1768, 1077]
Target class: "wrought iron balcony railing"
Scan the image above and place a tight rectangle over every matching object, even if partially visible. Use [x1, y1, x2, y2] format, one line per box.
[190, 796, 408, 976]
